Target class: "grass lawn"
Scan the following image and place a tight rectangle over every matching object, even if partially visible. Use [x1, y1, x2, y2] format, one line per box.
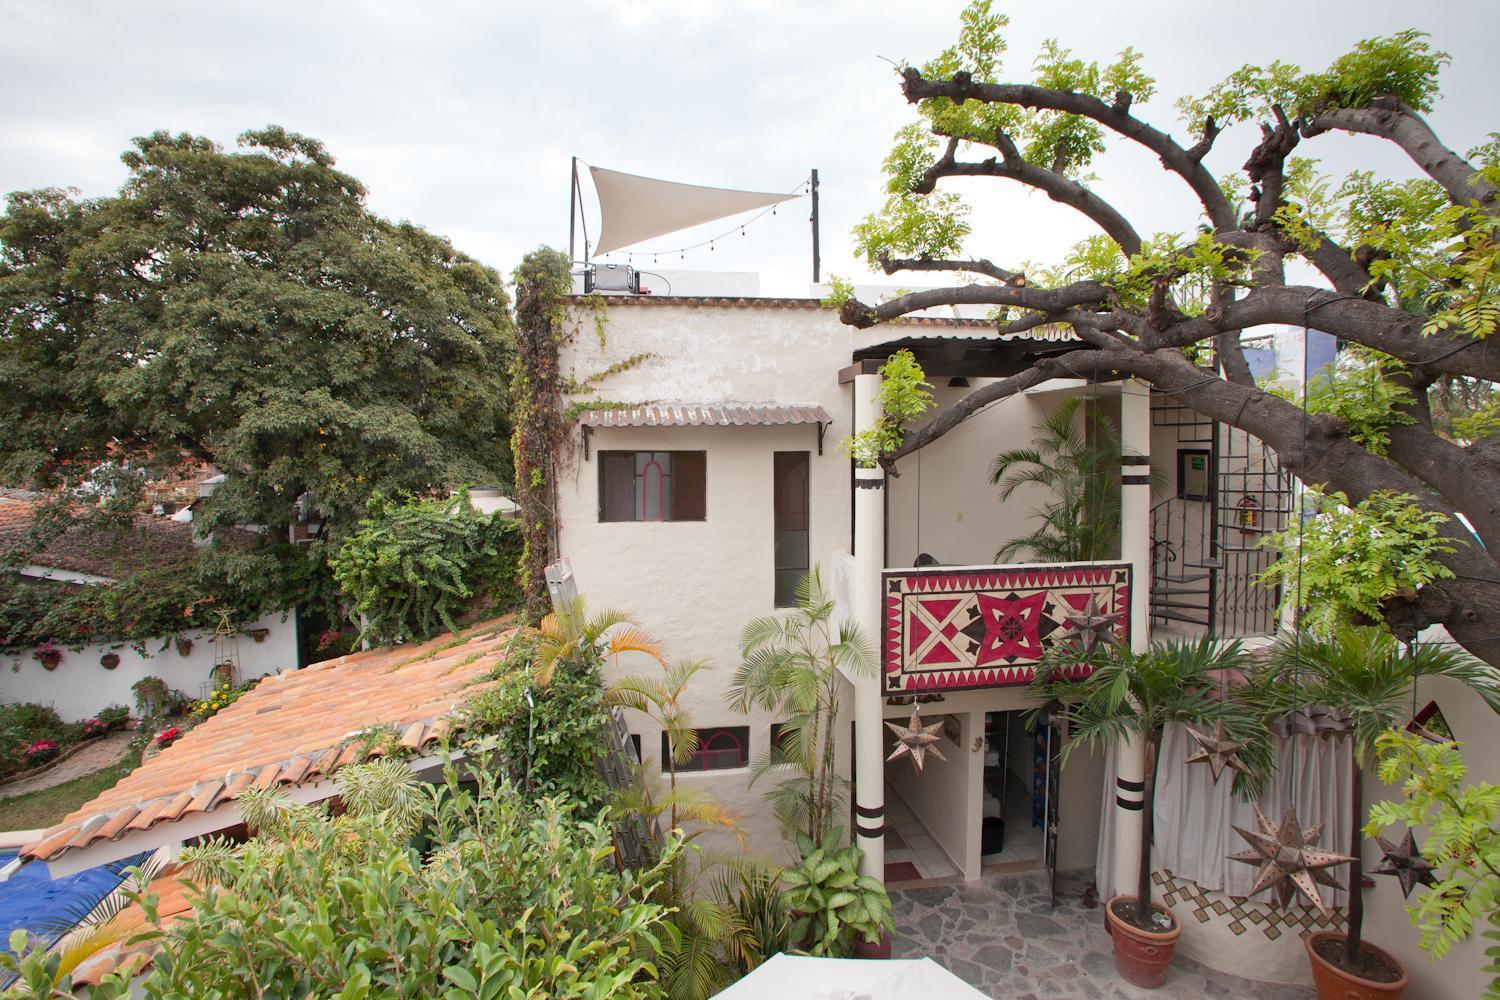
[0, 751, 139, 832]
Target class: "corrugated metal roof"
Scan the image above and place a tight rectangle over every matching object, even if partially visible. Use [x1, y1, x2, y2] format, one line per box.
[577, 402, 832, 428]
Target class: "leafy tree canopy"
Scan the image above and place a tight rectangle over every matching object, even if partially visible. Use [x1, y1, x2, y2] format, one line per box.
[0, 127, 515, 543]
[840, 2, 1500, 665]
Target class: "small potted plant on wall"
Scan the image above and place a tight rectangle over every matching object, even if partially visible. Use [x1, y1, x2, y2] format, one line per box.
[1030, 635, 1258, 989]
[33, 640, 63, 670]
[174, 635, 193, 657]
[100, 651, 121, 670]
[132, 675, 168, 718]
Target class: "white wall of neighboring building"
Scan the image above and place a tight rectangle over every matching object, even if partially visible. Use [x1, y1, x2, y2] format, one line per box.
[2, 610, 297, 722]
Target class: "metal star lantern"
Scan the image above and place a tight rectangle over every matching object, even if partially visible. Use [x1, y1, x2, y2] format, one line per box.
[1184, 720, 1251, 783]
[1227, 804, 1356, 916]
[885, 707, 947, 773]
[1374, 830, 1438, 899]
[1062, 594, 1117, 656]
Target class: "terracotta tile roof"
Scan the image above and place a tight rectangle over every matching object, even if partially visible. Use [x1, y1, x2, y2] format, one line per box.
[577, 401, 832, 428]
[72, 867, 196, 987]
[573, 293, 1073, 332]
[21, 621, 516, 863]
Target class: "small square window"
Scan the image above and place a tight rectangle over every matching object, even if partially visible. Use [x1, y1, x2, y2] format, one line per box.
[663, 726, 749, 772]
[599, 450, 706, 522]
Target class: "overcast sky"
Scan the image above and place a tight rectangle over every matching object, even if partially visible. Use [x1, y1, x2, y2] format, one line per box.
[2, 0, 1494, 297]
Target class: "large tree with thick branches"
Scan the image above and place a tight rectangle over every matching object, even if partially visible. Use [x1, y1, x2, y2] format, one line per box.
[839, 3, 1500, 665]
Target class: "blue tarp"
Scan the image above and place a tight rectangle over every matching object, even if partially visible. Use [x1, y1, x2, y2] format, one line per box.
[0, 850, 148, 954]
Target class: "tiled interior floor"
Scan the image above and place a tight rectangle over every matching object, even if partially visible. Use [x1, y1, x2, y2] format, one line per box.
[884, 786, 959, 882]
[982, 775, 1044, 869]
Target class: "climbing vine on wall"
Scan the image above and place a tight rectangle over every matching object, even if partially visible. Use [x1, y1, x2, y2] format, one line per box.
[509, 250, 657, 622]
[510, 249, 574, 623]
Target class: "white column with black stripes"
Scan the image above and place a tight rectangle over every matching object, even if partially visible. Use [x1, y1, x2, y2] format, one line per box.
[851, 372, 886, 880]
[1111, 378, 1151, 896]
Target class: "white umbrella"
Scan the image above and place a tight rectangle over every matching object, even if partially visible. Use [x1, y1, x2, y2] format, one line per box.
[714, 954, 989, 999]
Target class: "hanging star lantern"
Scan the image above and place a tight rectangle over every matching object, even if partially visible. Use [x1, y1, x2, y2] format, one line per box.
[1227, 804, 1356, 916]
[1184, 720, 1251, 783]
[1062, 594, 1118, 656]
[885, 707, 947, 773]
[1373, 830, 1438, 899]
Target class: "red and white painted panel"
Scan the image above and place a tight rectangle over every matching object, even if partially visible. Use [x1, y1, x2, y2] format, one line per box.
[882, 563, 1131, 693]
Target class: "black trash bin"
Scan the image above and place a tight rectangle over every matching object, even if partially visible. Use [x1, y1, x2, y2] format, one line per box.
[981, 816, 1005, 855]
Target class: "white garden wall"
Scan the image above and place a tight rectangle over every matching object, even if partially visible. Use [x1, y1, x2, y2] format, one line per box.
[2, 610, 298, 722]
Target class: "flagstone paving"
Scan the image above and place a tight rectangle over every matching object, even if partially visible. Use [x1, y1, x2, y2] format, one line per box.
[891, 869, 1314, 999]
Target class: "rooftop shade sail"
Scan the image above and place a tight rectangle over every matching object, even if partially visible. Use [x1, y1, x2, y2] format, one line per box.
[588, 165, 799, 257]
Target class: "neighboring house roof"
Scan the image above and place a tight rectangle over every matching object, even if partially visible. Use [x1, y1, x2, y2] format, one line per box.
[0, 500, 201, 579]
[577, 293, 1076, 333]
[21, 622, 515, 865]
[72, 867, 196, 987]
[577, 401, 832, 428]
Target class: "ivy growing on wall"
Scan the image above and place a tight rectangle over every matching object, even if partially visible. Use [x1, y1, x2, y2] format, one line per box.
[509, 249, 574, 623]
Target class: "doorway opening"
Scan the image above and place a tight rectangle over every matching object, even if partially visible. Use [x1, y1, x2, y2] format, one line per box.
[981, 709, 1046, 870]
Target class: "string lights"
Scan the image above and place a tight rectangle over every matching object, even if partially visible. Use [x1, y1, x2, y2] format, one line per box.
[591, 175, 812, 265]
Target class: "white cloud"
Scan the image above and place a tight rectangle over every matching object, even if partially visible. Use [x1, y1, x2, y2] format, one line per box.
[1, 0, 1493, 295]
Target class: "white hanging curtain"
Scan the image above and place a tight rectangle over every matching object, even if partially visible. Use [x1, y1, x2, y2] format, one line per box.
[588, 165, 799, 257]
[1096, 722, 1353, 905]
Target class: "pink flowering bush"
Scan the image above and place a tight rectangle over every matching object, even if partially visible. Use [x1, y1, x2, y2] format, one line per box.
[23, 740, 59, 763]
[154, 727, 183, 748]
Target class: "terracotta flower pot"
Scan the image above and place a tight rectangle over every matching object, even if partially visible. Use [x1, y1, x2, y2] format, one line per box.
[1305, 930, 1408, 999]
[852, 931, 893, 959]
[1105, 895, 1181, 989]
[38, 652, 61, 670]
[175, 636, 193, 657]
[100, 652, 120, 670]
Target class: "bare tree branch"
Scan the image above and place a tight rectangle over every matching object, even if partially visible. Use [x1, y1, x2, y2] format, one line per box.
[902, 69, 1238, 232]
[838, 281, 1110, 330]
[1303, 97, 1498, 213]
[916, 141, 1144, 256]
[876, 254, 1023, 283]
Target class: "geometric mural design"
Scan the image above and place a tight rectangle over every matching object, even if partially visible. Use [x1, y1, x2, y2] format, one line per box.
[883, 563, 1131, 694]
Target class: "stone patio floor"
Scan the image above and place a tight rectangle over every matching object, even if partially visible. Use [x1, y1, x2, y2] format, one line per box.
[891, 869, 1314, 999]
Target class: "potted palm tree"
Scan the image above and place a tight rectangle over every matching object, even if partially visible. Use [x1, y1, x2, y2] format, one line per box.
[1270, 625, 1500, 999]
[1030, 635, 1260, 989]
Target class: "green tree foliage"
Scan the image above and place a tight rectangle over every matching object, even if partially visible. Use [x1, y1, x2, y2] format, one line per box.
[730, 569, 873, 844]
[840, 350, 934, 468]
[0, 544, 307, 651]
[0, 128, 515, 543]
[838, 4, 1500, 664]
[1270, 349, 1416, 456]
[36, 751, 680, 999]
[1370, 731, 1500, 995]
[1260, 490, 1457, 637]
[990, 396, 1137, 563]
[329, 492, 522, 646]
[460, 633, 613, 812]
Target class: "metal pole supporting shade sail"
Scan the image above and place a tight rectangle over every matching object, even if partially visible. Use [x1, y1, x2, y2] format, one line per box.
[587, 165, 799, 257]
